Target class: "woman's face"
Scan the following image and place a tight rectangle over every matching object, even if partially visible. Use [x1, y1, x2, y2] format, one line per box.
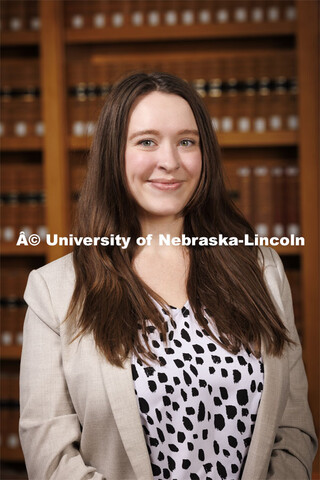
[125, 91, 202, 222]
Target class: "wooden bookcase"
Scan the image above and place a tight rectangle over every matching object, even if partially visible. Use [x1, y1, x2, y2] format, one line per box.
[1, 0, 319, 475]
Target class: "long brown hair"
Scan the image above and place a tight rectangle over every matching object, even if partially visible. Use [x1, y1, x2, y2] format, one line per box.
[68, 72, 291, 367]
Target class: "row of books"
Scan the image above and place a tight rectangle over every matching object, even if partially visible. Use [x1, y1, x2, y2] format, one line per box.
[67, 78, 298, 100]
[1, 199, 46, 243]
[1, 59, 40, 89]
[1, 87, 41, 100]
[0, 97, 298, 138]
[1, 0, 39, 32]
[64, 0, 297, 30]
[0, 0, 297, 33]
[1, 164, 43, 194]
[0, 307, 25, 347]
[225, 162, 299, 237]
[1, 98, 43, 138]
[67, 95, 298, 137]
[208, 93, 298, 133]
[66, 52, 296, 89]
[2, 52, 296, 90]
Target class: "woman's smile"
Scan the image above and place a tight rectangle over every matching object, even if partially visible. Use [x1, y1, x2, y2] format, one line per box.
[147, 178, 185, 191]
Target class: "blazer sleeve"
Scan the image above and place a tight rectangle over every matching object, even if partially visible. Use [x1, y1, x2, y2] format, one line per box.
[266, 249, 318, 479]
[19, 269, 106, 480]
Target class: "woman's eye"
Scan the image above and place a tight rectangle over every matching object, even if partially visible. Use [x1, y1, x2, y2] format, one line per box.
[139, 139, 155, 147]
[180, 139, 195, 147]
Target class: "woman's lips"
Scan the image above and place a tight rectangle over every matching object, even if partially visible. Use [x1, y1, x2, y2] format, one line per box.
[148, 179, 184, 191]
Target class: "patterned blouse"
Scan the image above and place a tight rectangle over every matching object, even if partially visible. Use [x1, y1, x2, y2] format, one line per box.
[131, 301, 264, 480]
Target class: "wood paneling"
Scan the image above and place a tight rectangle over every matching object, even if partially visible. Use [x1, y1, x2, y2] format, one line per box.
[297, 0, 320, 474]
[40, 1, 70, 262]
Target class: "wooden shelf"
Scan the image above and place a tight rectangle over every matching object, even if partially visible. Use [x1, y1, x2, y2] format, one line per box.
[69, 131, 298, 151]
[1, 31, 39, 46]
[218, 131, 298, 147]
[0, 137, 43, 151]
[1, 243, 46, 256]
[66, 21, 296, 44]
[0, 345, 22, 360]
[69, 136, 92, 151]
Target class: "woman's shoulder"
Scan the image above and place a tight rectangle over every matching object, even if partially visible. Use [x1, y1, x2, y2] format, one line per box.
[258, 247, 295, 329]
[24, 253, 75, 326]
[257, 246, 285, 286]
[257, 245, 281, 268]
[32, 252, 75, 283]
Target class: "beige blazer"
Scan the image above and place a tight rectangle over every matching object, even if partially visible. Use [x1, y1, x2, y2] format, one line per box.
[19, 247, 317, 480]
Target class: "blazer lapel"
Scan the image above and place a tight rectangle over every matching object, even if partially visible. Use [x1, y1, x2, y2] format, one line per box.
[241, 342, 289, 480]
[99, 356, 154, 480]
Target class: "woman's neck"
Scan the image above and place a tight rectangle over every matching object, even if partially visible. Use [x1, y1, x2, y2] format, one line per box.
[140, 215, 183, 239]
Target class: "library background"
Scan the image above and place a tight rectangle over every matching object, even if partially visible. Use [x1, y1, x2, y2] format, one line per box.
[0, 0, 319, 478]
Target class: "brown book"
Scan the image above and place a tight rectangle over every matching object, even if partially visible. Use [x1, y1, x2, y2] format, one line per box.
[223, 161, 241, 211]
[0, 311, 14, 347]
[10, 374, 20, 401]
[266, 1, 281, 22]
[196, 1, 213, 25]
[220, 95, 235, 133]
[5, 0, 26, 32]
[286, 91, 299, 131]
[6, 409, 21, 451]
[252, 166, 272, 236]
[19, 164, 43, 194]
[282, 0, 297, 21]
[26, 0, 40, 31]
[1, 199, 19, 243]
[214, 0, 231, 24]
[180, 2, 197, 26]
[236, 166, 253, 223]
[232, 1, 249, 23]
[271, 166, 285, 237]
[1, 165, 17, 194]
[250, 0, 265, 23]
[107, 0, 127, 28]
[65, 1, 86, 29]
[92, 1, 107, 30]
[1, 409, 9, 446]
[145, 0, 161, 27]
[15, 306, 27, 347]
[285, 166, 300, 236]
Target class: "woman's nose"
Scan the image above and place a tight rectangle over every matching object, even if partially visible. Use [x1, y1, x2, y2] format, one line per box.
[157, 143, 180, 171]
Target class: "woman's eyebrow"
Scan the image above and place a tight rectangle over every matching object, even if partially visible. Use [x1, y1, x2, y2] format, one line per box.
[128, 129, 199, 141]
[177, 129, 199, 137]
[128, 129, 160, 140]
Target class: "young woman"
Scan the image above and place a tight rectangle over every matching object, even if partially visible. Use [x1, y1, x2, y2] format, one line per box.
[19, 72, 317, 480]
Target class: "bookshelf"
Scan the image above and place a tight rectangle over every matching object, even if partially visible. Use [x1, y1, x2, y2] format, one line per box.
[1, 0, 319, 476]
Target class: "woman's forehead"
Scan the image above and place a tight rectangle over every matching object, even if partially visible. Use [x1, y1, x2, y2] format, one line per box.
[127, 91, 198, 132]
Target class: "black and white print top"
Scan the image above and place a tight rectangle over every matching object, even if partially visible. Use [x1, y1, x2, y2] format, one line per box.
[131, 301, 264, 480]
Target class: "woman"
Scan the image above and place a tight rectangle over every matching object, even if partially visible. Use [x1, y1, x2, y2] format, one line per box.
[19, 72, 317, 480]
